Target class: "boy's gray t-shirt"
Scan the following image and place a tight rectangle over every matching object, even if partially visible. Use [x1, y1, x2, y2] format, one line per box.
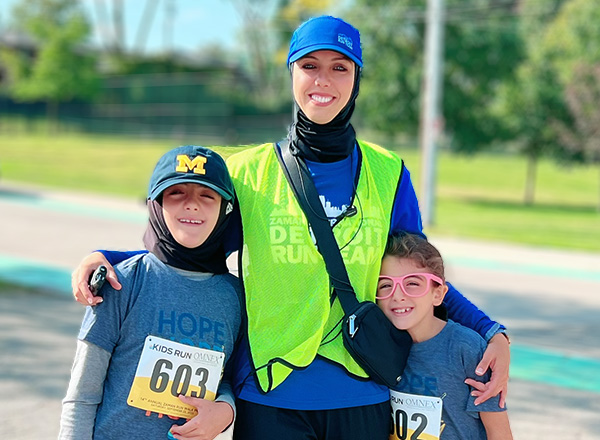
[76, 253, 242, 439]
[393, 320, 505, 439]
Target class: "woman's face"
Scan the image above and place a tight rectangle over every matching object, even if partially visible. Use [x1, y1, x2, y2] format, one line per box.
[292, 50, 355, 124]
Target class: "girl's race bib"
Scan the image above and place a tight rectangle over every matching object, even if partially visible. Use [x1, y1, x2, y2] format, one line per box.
[390, 390, 443, 440]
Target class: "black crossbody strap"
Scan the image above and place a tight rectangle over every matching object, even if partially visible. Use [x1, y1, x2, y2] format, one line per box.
[275, 140, 360, 313]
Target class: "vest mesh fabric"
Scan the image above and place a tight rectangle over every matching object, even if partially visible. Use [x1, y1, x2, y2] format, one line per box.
[227, 141, 403, 392]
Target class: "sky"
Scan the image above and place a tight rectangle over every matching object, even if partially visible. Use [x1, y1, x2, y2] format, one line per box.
[0, 0, 247, 55]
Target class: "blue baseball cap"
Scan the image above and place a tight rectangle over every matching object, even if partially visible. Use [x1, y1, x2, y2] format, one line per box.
[148, 145, 234, 201]
[287, 16, 363, 67]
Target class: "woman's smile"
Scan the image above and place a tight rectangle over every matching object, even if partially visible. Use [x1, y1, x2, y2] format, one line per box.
[292, 50, 355, 124]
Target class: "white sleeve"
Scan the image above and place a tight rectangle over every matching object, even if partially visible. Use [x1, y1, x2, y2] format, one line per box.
[58, 340, 111, 440]
[215, 380, 236, 419]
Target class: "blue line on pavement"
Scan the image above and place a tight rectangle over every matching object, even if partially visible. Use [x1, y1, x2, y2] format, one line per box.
[510, 344, 600, 393]
[446, 256, 600, 282]
[0, 191, 147, 224]
[0, 255, 71, 294]
[0, 254, 599, 394]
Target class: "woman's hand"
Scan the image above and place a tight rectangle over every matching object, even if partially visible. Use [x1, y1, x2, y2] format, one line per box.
[71, 252, 121, 305]
[169, 396, 234, 440]
[464, 333, 510, 408]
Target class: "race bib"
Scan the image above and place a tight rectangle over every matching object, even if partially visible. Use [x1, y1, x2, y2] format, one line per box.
[390, 390, 443, 440]
[127, 335, 225, 419]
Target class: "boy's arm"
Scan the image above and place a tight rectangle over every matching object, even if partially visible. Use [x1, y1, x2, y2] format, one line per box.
[168, 379, 235, 439]
[480, 411, 514, 440]
[169, 344, 238, 439]
[59, 340, 110, 440]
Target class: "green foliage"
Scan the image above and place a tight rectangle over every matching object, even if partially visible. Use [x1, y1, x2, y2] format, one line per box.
[494, 61, 567, 160]
[555, 64, 600, 164]
[349, 0, 525, 152]
[497, 0, 600, 159]
[3, 0, 99, 103]
[539, 0, 600, 174]
[541, 0, 600, 84]
[402, 149, 600, 251]
[492, 0, 600, 205]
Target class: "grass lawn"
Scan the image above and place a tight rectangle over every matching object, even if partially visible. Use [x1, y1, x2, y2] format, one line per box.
[1, 132, 598, 252]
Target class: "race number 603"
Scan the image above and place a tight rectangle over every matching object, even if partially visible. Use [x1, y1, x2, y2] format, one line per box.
[128, 336, 225, 419]
[149, 358, 209, 398]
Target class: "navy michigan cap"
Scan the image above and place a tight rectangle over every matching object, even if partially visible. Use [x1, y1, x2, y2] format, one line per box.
[287, 15, 363, 67]
[148, 145, 234, 201]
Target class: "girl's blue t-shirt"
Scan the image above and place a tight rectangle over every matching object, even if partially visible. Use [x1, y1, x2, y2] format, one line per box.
[103, 146, 502, 410]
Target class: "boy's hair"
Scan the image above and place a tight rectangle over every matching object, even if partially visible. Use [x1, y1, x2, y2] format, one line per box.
[384, 232, 445, 282]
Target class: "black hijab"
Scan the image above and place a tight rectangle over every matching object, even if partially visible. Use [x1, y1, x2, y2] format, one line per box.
[289, 64, 361, 163]
[143, 198, 233, 274]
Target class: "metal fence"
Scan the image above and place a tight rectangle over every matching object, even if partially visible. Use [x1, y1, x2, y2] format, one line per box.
[0, 72, 291, 145]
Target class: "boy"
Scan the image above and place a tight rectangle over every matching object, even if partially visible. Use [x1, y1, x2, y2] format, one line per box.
[377, 232, 512, 440]
[59, 145, 242, 440]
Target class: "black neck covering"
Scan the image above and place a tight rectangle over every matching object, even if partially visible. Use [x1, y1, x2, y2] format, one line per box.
[289, 65, 361, 163]
[143, 198, 231, 274]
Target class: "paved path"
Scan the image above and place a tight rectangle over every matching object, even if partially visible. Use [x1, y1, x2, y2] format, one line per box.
[1, 181, 600, 439]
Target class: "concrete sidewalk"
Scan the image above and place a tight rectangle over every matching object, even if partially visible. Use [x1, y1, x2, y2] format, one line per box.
[1, 181, 600, 439]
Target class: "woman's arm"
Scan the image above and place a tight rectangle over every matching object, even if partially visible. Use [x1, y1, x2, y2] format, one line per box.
[391, 167, 505, 339]
[444, 282, 506, 341]
[391, 164, 509, 405]
[71, 250, 145, 305]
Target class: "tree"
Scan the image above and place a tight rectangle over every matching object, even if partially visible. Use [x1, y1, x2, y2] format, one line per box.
[540, 0, 600, 85]
[229, 0, 331, 109]
[1, 0, 99, 128]
[349, 0, 525, 151]
[494, 61, 567, 204]
[491, 0, 570, 204]
[555, 63, 600, 211]
[92, 0, 163, 57]
[500, 0, 600, 205]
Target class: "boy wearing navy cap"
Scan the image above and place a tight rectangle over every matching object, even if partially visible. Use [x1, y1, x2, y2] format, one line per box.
[59, 146, 242, 440]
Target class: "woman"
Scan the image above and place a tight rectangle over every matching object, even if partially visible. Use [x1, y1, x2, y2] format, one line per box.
[72, 16, 509, 440]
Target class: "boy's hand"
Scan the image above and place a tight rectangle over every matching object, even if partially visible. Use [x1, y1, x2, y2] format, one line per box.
[169, 396, 234, 440]
[464, 333, 510, 408]
[71, 252, 121, 305]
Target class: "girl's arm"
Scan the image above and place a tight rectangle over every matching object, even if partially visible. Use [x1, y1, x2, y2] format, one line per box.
[480, 411, 514, 440]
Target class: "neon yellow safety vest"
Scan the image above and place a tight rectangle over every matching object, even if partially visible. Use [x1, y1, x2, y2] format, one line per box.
[227, 140, 404, 392]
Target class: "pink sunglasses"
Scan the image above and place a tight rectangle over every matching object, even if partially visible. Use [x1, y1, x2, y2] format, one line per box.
[376, 273, 443, 300]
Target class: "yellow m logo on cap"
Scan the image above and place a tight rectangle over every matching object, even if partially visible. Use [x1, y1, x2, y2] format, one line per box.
[175, 154, 207, 175]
